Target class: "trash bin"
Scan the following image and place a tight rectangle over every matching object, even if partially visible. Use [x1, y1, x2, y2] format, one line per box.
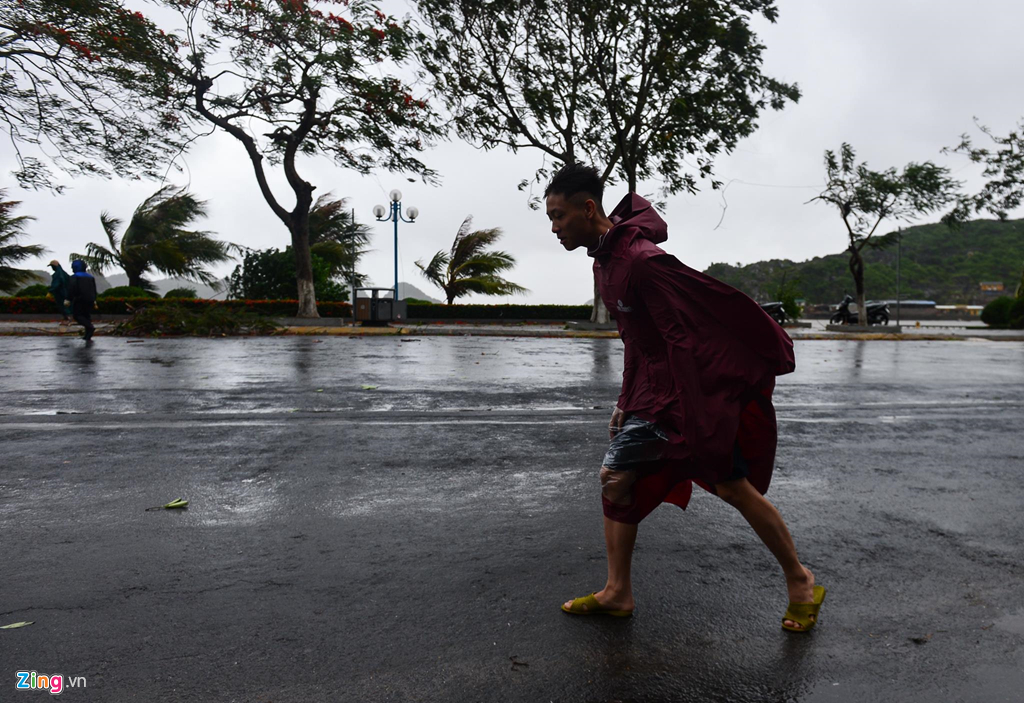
[354, 288, 407, 325]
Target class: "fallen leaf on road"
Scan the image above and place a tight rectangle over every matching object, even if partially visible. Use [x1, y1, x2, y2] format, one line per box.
[909, 633, 933, 644]
[145, 498, 189, 511]
[361, 385, 378, 390]
[0, 622, 34, 629]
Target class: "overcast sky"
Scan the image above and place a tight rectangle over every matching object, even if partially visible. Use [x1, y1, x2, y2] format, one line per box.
[4, 0, 1023, 303]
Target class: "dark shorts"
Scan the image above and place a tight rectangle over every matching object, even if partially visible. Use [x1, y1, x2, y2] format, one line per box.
[602, 416, 749, 482]
[599, 382, 777, 524]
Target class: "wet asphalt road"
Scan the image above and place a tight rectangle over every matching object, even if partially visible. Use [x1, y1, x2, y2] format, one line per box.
[2, 336, 1024, 703]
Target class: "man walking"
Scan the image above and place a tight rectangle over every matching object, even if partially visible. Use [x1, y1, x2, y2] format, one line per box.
[47, 260, 71, 323]
[547, 163, 824, 632]
[66, 260, 97, 341]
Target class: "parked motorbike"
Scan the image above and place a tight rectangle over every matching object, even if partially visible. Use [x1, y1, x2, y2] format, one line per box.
[830, 294, 890, 325]
[759, 301, 790, 326]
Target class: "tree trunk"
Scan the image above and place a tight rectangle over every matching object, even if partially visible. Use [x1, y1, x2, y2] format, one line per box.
[849, 247, 866, 326]
[290, 214, 319, 318]
[591, 276, 610, 324]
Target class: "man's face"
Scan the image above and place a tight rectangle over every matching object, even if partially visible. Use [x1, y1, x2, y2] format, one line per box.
[546, 192, 592, 251]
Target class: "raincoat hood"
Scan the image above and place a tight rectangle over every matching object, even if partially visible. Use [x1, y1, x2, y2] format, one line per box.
[589, 193, 667, 259]
[71, 260, 93, 277]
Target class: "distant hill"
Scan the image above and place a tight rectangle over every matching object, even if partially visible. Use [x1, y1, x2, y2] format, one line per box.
[99, 273, 227, 298]
[704, 218, 1024, 305]
[397, 282, 441, 303]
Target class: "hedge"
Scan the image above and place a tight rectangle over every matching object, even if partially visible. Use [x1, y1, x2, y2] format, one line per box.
[0, 297, 352, 317]
[406, 304, 592, 320]
[0, 297, 593, 321]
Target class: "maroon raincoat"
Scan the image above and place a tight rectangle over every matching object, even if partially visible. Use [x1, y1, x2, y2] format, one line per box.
[591, 194, 795, 521]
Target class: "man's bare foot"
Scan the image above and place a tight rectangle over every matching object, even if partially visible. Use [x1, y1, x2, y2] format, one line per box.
[784, 566, 816, 630]
[563, 587, 634, 614]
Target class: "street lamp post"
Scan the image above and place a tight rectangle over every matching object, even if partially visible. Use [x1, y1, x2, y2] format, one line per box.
[373, 190, 419, 302]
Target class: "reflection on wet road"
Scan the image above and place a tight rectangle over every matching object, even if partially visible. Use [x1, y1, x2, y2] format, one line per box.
[2, 336, 1022, 417]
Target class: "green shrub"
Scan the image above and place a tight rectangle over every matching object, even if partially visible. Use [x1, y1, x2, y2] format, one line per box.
[406, 304, 592, 320]
[99, 286, 159, 299]
[111, 303, 281, 336]
[164, 287, 199, 299]
[14, 284, 50, 297]
[1009, 297, 1024, 329]
[981, 296, 1015, 326]
[229, 247, 349, 302]
[403, 297, 433, 305]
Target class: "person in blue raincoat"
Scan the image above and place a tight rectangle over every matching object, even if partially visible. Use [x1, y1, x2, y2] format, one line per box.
[66, 260, 97, 341]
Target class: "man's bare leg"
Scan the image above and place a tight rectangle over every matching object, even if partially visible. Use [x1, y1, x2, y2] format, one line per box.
[563, 517, 637, 613]
[715, 477, 816, 630]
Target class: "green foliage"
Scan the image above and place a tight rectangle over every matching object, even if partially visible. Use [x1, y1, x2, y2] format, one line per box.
[14, 284, 49, 297]
[111, 303, 281, 337]
[945, 120, 1024, 223]
[981, 296, 1015, 326]
[774, 274, 803, 319]
[99, 285, 159, 299]
[1010, 298, 1024, 329]
[421, 0, 799, 195]
[72, 186, 232, 291]
[0, 0, 184, 190]
[229, 248, 348, 302]
[164, 0, 445, 316]
[705, 219, 1024, 305]
[308, 194, 370, 283]
[164, 287, 198, 299]
[415, 216, 527, 304]
[0, 190, 44, 292]
[403, 297, 432, 305]
[813, 143, 961, 248]
[407, 304, 591, 320]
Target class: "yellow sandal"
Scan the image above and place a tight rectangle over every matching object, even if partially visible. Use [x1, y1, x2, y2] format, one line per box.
[782, 585, 826, 632]
[561, 593, 633, 617]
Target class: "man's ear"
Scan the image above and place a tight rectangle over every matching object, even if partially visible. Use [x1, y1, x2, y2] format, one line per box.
[585, 198, 597, 219]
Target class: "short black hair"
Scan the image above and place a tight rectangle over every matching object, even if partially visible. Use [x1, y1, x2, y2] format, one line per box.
[544, 162, 604, 209]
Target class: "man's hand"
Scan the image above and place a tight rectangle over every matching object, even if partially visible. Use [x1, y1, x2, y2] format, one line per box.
[609, 406, 627, 439]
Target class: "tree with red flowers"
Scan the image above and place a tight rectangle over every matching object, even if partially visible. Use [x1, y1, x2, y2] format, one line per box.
[0, 0, 184, 191]
[163, 0, 442, 317]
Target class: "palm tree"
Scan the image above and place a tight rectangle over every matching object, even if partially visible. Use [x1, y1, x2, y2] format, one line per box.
[72, 186, 233, 291]
[0, 190, 45, 293]
[416, 216, 527, 305]
[307, 193, 371, 287]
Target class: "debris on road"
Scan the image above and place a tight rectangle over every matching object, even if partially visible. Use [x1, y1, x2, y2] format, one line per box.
[145, 498, 189, 511]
